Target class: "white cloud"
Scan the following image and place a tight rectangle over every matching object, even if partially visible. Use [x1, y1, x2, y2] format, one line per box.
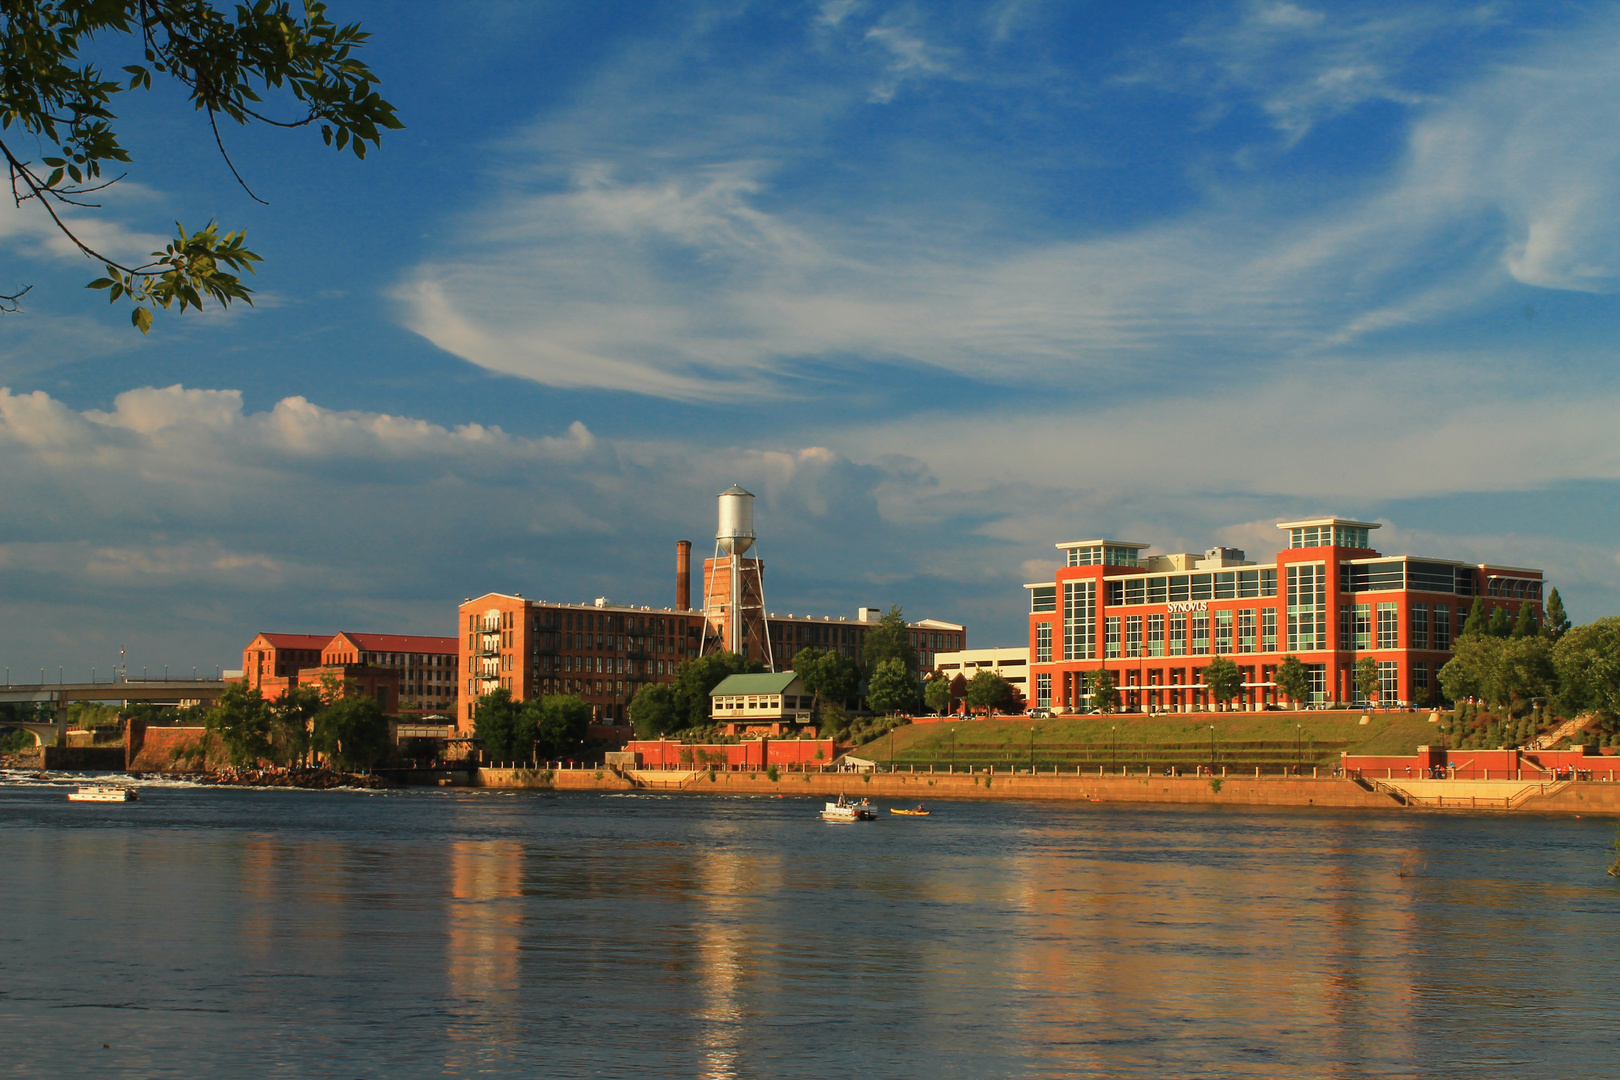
[396, 5, 1620, 402]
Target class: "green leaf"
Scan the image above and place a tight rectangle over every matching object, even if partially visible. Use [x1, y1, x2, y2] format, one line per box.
[132, 307, 153, 334]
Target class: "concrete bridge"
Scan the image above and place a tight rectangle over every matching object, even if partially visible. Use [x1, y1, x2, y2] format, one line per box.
[0, 680, 227, 746]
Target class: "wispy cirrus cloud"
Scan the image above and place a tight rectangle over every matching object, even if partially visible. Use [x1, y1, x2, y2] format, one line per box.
[397, 3, 1620, 402]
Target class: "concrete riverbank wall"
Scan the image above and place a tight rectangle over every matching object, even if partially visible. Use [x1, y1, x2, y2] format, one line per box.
[473, 765, 1620, 815]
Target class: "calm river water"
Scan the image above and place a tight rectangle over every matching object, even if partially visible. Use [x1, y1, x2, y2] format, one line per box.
[2, 781, 1618, 1079]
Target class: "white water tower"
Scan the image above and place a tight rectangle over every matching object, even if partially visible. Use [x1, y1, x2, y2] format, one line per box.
[717, 484, 756, 555]
[704, 484, 773, 668]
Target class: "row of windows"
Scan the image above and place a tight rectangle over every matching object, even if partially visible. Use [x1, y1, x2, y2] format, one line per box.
[1066, 544, 1141, 567]
[1094, 609, 1282, 658]
[1289, 525, 1369, 549]
[1486, 577, 1542, 600]
[713, 695, 812, 711]
[1103, 569, 1279, 606]
[1340, 602, 1459, 652]
[1340, 561, 1476, 596]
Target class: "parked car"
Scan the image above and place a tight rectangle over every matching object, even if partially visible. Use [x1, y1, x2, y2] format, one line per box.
[1026, 708, 1052, 719]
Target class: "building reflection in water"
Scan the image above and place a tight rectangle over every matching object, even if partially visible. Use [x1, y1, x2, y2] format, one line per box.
[446, 839, 523, 1047]
[961, 811, 1426, 1074]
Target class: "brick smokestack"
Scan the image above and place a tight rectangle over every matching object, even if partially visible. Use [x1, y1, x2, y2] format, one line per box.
[676, 540, 692, 610]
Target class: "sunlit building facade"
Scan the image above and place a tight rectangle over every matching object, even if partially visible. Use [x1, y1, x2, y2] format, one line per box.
[1024, 518, 1544, 712]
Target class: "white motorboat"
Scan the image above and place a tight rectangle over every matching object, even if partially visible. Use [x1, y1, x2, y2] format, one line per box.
[67, 784, 139, 803]
[822, 794, 876, 822]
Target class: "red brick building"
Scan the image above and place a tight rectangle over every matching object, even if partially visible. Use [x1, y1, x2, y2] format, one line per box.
[458, 593, 706, 731]
[1025, 518, 1544, 712]
[240, 631, 459, 717]
[241, 633, 331, 698]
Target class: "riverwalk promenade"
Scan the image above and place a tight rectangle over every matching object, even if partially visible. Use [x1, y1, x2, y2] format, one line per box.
[473, 764, 1620, 815]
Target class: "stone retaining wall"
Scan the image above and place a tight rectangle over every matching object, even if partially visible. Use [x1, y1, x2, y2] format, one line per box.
[472, 766, 1620, 816]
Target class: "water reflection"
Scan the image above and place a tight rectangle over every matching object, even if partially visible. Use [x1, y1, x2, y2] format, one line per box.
[2, 789, 1617, 1080]
[447, 838, 523, 1032]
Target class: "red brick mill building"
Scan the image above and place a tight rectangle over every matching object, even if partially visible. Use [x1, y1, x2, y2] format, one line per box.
[1024, 518, 1544, 712]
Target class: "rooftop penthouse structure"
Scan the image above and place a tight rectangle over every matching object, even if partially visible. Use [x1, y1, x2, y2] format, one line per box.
[1024, 518, 1544, 712]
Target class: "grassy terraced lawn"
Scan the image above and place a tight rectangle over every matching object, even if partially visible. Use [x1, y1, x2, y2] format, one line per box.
[854, 710, 1441, 769]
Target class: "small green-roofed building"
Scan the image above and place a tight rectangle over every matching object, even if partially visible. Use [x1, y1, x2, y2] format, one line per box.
[711, 671, 812, 734]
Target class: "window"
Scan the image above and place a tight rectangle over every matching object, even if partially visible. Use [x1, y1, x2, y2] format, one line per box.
[1411, 604, 1429, 649]
[1169, 613, 1187, 656]
[1125, 578, 1145, 605]
[1105, 616, 1121, 659]
[1214, 610, 1233, 654]
[1191, 616, 1209, 656]
[1237, 609, 1255, 653]
[1353, 604, 1371, 650]
[1064, 581, 1096, 661]
[1125, 615, 1142, 658]
[1286, 564, 1327, 651]
[1413, 661, 1429, 695]
[1036, 624, 1052, 664]
[1306, 663, 1327, 704]
[1147, 577, 1168, 604]
[1237, 570, 1261, 598]
[1168, 576, 1189, 602]
[1036, 672, 1051, 708]
[1214, 573, 1236, 600]
[1434, 606, 1452, 651]
[1262, 609, 1277, 650]
[1030, 586, 1056, 613]
[1190, 574, 1214, 601]
[1147, 614, 1164, 658]
[1377, 603, 1399, 649]
[1378, 660, 1400, 704]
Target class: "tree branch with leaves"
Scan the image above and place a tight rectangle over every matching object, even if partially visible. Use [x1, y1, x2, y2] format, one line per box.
[1, 0, 401, 328]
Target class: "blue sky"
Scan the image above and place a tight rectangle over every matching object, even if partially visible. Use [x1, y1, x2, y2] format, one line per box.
[3, 0, 1619, 678]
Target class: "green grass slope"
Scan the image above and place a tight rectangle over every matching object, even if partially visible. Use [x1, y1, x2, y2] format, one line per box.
[854, 711, 1440, 771]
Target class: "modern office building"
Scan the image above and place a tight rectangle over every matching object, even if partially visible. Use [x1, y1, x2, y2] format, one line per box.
[1024, 518, 1544, 712]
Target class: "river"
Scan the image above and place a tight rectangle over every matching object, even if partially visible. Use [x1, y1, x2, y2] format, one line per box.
[1, 781, 1617, 1078]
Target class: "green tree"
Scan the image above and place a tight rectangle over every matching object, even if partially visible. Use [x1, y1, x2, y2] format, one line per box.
[205, 682, 272, 765]
[1086, 669, 1120, 714]
[671, 650, 761, 729]
[472, 688, 523, 761]
[1275, 655, 1309, 707]
[1512, 603, 1538, 638]
[312, 694, 389, 771]
[1201, 656, 1243, 708]
[866, 656, 915, 715]
[1553, 617, 1620, 719]
[269, 685, 322, 766]
[1, 0, 401, 323]
[1499, 636, 1556, 713]
[924, 676, 952, 716]
[1355, 656, 1380, 705]
[1440, 636, 1498, 706]
[860, 605, 919, 679]
[964, 669, 1015, 715]
[629, 683, 677, 739]
[1487, 605, 1512, 638]
[791, 646, 859, 715]
[1460, 597, 1488, 639]
[1544, 588, 1572, 641]
[533, 695, 591, 759]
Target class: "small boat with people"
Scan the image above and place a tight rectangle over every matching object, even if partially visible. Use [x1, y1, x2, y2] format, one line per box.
[66, 784, 139, 803]
[890, 805, 930, 816]
[822, 794, 876, 822]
